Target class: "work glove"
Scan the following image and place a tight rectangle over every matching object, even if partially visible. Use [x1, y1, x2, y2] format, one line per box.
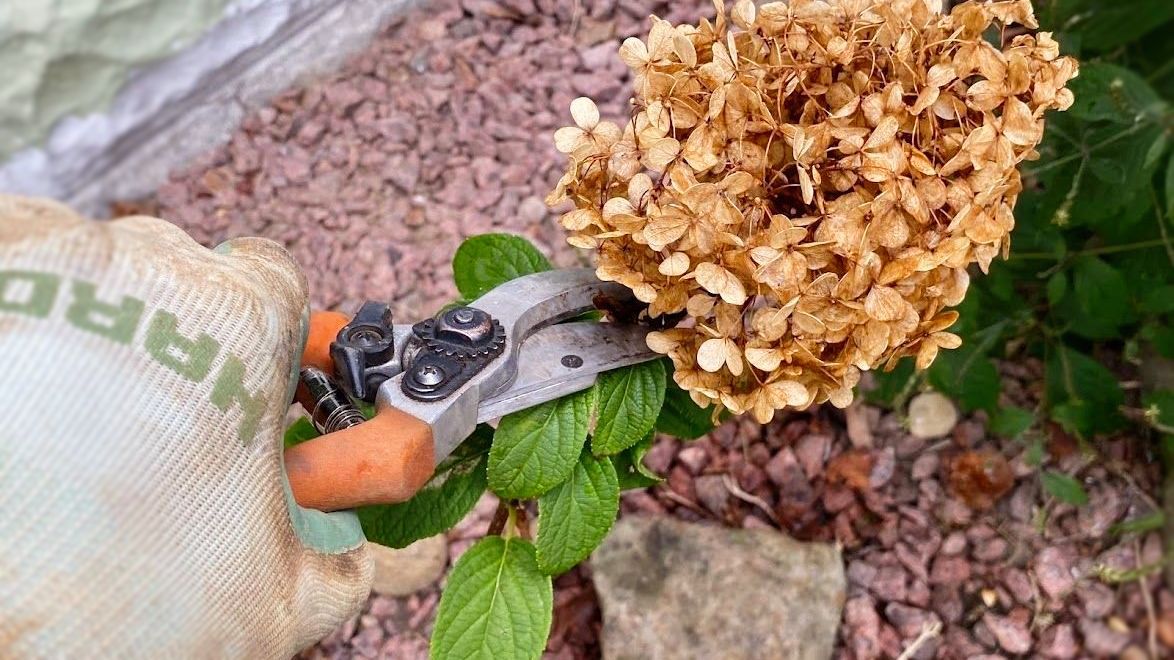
[0, 195, 373, 658]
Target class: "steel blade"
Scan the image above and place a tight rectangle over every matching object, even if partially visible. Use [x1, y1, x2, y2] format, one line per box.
[476, 321, 657, 422]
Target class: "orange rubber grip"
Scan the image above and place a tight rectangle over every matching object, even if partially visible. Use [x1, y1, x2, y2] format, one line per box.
[303, 310, 349, 373]
[286, 311, 436, 511]
[284, 408, 435, 511]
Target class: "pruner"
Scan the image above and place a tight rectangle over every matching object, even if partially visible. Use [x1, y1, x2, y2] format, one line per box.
[285, 268, 659, 511]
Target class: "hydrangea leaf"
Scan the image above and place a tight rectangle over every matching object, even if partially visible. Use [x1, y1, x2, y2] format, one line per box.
[489, 389, 591, 499]
[284, 417, 320, 448]
[358, 427, 491, 549]
[1045, 344, 1125, 436]
[591, 360, 666, 456]
[1041, 471, 1089, 506]
[612, 431, 663, 491]
[452, 234, 551, 300]
[431, 536, 552, 660]
[927, 323, 1006, 413]
[655, 379, 716, 439]
[535, 451, 619, 575]
[989, 407, 1035, 439]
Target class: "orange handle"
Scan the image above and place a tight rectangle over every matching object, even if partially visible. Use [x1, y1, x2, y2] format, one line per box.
[284, 408, 435, 511]
[285, 311, 436, 511]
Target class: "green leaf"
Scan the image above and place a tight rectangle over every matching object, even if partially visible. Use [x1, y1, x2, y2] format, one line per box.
[489, 389, 591, 499]
[452, 234, 552, 300]
[1046, 271, 1068, 306]
[1141, 322, 1174, 359]
[655, 378, 716, 439]
[990, 407, 1035, 439]
[1167, 152, 1174, 219]
[1041, 471, 1089, 506]
[926, 323, 1005, 412]
[1045, 344, 1125, 436]
[591, 361, 666, 456]
[865, 359, 918, 408]
[1066, 63, 1166, 124]
[431, 536, 552, 660]
[1043, 0, 1174, 53]
[1059, 256, 1131, 339]
[1110, 511, 1165, 536]
[358, 429, 491, 549]
[284, 417, 320, 449]
[1144, 389, 1174, 429]
[1141, 286, 1174, 314]
[535, 451, 620, 575]
[612, 432, 663, 490]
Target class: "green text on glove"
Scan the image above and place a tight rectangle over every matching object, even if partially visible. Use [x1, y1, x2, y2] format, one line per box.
[0, 269, 265, 445]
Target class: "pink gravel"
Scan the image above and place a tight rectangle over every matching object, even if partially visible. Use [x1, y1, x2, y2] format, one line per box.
[130, 1, 1172, 658]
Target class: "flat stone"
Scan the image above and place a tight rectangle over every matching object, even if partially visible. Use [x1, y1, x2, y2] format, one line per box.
[907, 392, 958, 439]
[592, 516, 845, 660]
[368, 535, 448, 597]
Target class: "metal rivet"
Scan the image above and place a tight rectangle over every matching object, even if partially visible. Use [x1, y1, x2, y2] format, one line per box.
[349, 327, 383, 344]
[453, 308, 475, 324]
[415, 364, 445, 386]
[561, 355, 584, 368]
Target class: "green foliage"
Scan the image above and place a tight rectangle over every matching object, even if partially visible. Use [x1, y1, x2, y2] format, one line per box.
[283, 417, 319, 448]
[488, 389, 592, 499]
[535, 450, 620, 574]
[655, 377, 718, 439]
[451, 233, 552, 300]
[430, 536, 552, 660]
[359, 427, 492, 549]
[611, 431, 664, 490]
[591, 360, 666, 455]
[1041, 471, 1090, 506]
[871, 6, 1173, 449]
[990, 407, 1036, 439]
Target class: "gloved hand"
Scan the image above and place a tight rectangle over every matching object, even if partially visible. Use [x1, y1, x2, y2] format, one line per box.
[0, 195, 372, 658]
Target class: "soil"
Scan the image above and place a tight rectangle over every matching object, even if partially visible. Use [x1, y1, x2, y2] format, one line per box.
[125, 0, 1173, 657]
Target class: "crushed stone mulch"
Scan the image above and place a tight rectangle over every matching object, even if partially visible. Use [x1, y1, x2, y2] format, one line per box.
[127, 0, 1172, 658]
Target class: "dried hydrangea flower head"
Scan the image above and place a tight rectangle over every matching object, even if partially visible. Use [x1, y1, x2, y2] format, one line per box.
[547, 0, 1077, 423]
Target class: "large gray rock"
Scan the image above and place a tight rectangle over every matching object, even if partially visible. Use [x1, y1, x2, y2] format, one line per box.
[592, 516, 846, 660]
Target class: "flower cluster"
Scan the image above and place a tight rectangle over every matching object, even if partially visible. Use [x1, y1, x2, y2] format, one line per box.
[547, 0, 1077, 422]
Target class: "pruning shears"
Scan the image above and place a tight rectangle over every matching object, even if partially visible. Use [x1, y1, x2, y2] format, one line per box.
[285, 268, 660, 511]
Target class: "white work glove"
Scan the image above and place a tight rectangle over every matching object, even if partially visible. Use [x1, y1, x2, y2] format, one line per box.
[0, 195, 372, 658]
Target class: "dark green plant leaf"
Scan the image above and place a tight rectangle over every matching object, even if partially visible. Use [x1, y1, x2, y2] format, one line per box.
[284, 417, 320, 449]
[358, 428, 491, 549]
[1141, 322, 1174, 359]
[990, 407, 1035, 439]
[591, 361, 666, 456]
[655, 378, 716, 439]
[1140, 285, 1174, 315]
[1110, 511, 1165, 536]
[1041, 471, 1089, 506]
[431, 536, 552, 660]
[612, 432, 663, 490]
[452, 234, 552, 300]
[926, 323, 1005, 412]
[1143, 389, 1174, 429]
[489, 389, 591, 499]
[535, 451, 619, 575]
[865, 359, 918, 409]
[1062, 256, 1130, 339]
[359, 455, 487, 549]
[1167, 153, 1174, 219]
[1046, 271, 1068, 306]
[1040, 0, 1174, 52]
[1066, 63, 1165, 124]
[1045, 344, 1125, 436]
